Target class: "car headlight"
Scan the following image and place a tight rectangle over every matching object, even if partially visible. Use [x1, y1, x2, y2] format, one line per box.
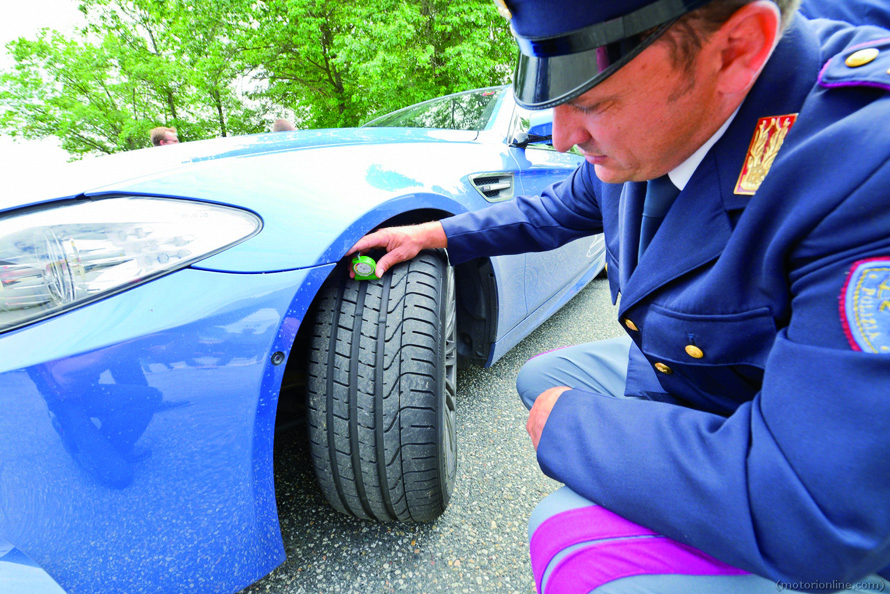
[0, 196, 262, 333]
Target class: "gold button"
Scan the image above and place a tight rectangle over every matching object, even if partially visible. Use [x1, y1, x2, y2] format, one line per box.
[846, 48, 879, 68]
[654, 362, 673, 374]
[685, 345, 704, 359]
[624, 318, 638, 331]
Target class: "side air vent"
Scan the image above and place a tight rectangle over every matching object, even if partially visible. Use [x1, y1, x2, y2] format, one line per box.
[469, 172, 515, 203]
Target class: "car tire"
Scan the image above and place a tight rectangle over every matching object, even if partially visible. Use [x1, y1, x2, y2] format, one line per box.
[307, 249, 457, 522]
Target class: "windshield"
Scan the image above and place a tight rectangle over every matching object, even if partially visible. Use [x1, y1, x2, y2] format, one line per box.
[363, 87, 508, 131]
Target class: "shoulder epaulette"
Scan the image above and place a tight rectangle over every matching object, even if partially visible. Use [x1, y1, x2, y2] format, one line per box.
[819, 37, 890, 91]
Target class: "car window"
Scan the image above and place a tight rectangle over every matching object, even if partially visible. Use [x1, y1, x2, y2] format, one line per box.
[363, 87, 507, 131]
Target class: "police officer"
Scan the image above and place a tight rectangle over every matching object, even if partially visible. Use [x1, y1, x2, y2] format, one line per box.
[349, 1, 890, 591]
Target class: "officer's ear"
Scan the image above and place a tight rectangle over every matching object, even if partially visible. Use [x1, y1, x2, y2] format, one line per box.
[712, 0, 781, 97]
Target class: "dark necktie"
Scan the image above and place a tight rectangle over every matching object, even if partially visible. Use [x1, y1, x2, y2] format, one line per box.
[638, 175, 680, 260]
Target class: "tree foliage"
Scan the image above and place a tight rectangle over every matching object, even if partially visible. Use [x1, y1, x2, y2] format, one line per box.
[0, 0, 515, 157]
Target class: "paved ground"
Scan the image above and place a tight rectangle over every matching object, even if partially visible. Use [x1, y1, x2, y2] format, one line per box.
[241, 276, 623, 594]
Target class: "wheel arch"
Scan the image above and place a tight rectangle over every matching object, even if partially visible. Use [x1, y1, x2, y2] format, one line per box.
[275, 207, 498, 432]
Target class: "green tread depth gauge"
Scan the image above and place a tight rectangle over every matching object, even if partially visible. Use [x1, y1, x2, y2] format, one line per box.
[352, 255, 379, 281]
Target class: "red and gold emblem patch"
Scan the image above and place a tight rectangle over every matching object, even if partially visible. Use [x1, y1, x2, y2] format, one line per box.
[734, 114, 798, 195]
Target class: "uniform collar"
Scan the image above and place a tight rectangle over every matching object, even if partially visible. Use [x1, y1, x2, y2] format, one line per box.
[668, 107, 739, 191]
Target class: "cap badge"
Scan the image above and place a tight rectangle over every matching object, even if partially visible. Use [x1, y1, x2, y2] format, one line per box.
[734, 114, 798, 195]
[493, 0, 512, 20]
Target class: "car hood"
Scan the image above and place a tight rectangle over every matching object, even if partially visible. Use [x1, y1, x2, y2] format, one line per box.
[5, 128, 482, 208]
[4, 128, 508, 272]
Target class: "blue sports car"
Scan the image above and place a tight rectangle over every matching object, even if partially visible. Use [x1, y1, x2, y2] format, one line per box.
[0, 86, 605, 593]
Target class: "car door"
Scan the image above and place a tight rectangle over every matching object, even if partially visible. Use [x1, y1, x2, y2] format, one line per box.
[507, 105, 605, 316]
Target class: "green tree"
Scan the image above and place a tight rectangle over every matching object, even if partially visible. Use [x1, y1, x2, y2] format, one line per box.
[0, 0, 266, 156]
[247, 0, 514, 129]
[0, 0, 516, 157]
[346, 0, 515, 122]
[84, 0, 266, 139]
[243, 0, 354, 129]
[0, 29, 156, 155]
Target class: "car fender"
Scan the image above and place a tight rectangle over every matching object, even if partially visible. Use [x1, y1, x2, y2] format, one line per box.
[192, 190, 469, 274]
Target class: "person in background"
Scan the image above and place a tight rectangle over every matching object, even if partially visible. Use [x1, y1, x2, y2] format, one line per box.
[348, 0, 890, 591]
[150, 127, 179, 147]
[271, 118, 296, 132]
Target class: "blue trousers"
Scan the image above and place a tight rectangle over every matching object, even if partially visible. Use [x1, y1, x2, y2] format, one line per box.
[517, 336, 890, 594]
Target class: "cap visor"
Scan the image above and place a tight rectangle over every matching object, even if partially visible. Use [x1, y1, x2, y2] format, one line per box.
[512, 21, 673, 109]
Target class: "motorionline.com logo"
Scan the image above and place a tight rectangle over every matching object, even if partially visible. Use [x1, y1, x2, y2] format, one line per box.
[776, 580, 886, 592]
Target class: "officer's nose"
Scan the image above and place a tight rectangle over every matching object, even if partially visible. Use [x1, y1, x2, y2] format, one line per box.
[552, 104, 591, 153]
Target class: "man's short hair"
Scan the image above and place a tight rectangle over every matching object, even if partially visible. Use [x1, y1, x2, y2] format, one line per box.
[150, 126, 177, 146]
[663, 0, 803, 72]
[694, 0, 801, 29]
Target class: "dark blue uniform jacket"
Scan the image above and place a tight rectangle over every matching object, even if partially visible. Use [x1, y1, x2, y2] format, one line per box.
[800, 0, 890, 31]
[441, 14, 890, 585]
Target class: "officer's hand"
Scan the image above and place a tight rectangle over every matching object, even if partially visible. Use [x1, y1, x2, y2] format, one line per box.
[527, 386, 571, 450]
[347, 221, 447, 278]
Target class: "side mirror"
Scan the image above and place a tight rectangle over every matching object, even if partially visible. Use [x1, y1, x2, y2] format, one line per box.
[527, 110, 553, 140]
[511, 109, 554, 148]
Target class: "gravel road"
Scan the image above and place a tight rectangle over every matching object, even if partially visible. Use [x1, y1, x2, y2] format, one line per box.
[242, 275, 623, 594]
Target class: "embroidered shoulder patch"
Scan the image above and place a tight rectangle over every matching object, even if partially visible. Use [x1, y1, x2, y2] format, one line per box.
[840, 258, 890, 353]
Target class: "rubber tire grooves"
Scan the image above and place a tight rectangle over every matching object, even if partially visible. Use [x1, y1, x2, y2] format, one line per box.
[375, 273, 398, 520]
[306, 250, 454, 522]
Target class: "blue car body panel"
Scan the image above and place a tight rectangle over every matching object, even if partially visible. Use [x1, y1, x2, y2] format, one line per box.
[1, 266, 335, 593]
[0, 86, 604, 593]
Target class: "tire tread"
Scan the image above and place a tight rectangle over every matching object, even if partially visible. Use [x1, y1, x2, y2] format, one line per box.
[307, 251, 454, 522]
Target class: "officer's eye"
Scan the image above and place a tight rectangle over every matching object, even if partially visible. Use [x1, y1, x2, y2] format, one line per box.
[569, 98, 614, 115]
[571, 102, 600, 114]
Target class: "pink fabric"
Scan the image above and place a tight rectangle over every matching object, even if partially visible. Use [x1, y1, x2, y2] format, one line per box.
[530, 506, 658, 592]
[530, 506, 748, 594]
